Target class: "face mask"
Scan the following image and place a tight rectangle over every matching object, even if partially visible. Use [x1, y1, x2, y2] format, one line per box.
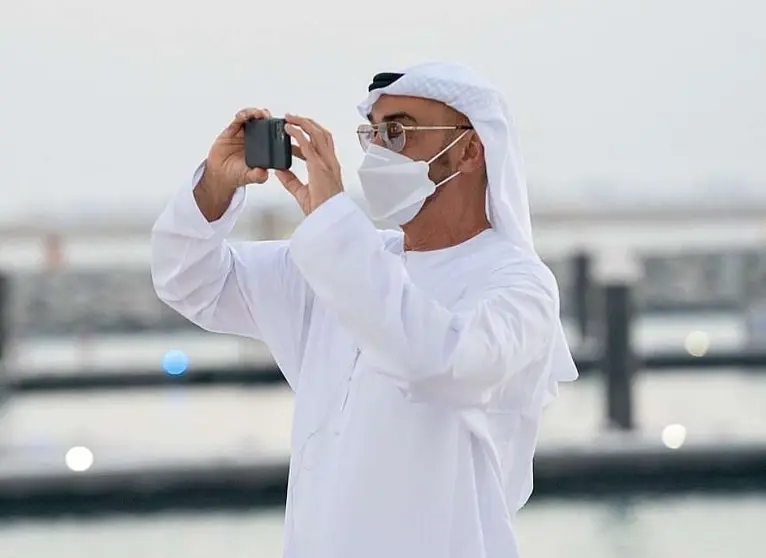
[357, 130, 470, 225]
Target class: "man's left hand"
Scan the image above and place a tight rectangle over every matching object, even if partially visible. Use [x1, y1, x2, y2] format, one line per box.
[275, 114, 344, 215]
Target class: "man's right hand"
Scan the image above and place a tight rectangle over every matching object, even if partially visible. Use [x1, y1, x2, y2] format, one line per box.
[194, 108, 272, 221]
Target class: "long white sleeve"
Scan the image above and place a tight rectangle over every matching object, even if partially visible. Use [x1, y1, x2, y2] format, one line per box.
[289, 194, 558, 406]
[150, 164, 314, 389]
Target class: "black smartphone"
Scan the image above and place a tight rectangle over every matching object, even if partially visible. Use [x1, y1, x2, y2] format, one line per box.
[243, 117, 292, 170]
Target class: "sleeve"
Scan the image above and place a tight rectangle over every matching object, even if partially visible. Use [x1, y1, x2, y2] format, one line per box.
[150, 162, 314, 390]
[288, 193, 557, 406]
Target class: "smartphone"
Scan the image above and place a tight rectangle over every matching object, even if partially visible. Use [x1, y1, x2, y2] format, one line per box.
[243, 117, 292, 170]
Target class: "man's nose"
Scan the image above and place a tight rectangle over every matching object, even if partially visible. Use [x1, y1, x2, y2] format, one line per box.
[371, 130, 385, 147]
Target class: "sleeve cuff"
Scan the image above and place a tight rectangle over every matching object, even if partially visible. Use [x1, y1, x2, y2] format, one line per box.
[290, 193, 361, 252]
[154, 160, 247, 240]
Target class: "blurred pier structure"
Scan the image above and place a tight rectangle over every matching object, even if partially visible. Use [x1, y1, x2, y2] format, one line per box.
[3, 202, 766, 338]
[0, 201, 766, 515]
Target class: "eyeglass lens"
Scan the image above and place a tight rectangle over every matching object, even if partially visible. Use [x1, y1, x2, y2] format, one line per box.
[357, 122, 406, 152]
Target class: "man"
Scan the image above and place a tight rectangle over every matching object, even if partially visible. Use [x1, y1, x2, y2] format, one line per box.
[151, 61, 578, 558]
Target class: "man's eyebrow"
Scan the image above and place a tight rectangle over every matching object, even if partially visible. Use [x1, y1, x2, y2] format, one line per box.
[367, 111, 418, 124]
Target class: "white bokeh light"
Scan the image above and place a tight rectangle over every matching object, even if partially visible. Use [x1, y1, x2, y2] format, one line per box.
[661, 424, 688, 450]
[65, 446, 94, 472]
[684, 330, 710, 357]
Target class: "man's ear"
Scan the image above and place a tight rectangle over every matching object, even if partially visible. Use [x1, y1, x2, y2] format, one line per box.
[458, 132, 485, 174]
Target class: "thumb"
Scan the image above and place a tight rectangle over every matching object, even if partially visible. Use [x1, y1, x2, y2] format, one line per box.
[275, 169, 308, 198]
[244, 167, 269, 185]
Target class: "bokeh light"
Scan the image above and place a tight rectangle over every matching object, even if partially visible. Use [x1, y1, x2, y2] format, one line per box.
[661, 424, 688, 450]
[162, 349, 189, 376]
[65, 446, 94, 472]
[684, 331, 710, 357]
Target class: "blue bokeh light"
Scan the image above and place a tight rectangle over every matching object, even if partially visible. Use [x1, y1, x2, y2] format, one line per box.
[162, 349, 189, 376]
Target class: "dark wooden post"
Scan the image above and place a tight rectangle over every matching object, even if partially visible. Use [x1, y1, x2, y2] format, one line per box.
[0, 273, 9, 420]
[572, 251, 592, 341]
[595, 251, 641, 431]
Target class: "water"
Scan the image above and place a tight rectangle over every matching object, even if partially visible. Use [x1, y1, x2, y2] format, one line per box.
[0, 495, 764, 557]
[1, 314, 765, 556]
[4, 312, 751, 374]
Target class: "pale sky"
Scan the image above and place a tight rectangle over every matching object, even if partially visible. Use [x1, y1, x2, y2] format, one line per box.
[1, 0, 764, 225]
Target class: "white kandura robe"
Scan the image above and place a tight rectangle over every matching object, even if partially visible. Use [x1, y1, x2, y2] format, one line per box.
[151, 166, 565, 558]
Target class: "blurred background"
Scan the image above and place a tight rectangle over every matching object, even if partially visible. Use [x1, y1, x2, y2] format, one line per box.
[1, 0, 765, 556]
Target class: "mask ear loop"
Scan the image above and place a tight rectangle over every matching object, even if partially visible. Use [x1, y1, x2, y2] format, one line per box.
[427, 129, 472, 187]
[426, 129, 471, 165]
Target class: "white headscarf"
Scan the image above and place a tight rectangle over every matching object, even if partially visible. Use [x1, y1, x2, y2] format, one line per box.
[357, 61, 578, 408]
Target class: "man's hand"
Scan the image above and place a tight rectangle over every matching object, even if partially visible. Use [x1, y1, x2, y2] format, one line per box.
[205, 107, 274, 190]
[194, 107, 272, 222]
[275, 114, 344, 215]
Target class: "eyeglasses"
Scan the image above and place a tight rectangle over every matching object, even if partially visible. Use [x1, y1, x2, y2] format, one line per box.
[356, 122, 473, 153]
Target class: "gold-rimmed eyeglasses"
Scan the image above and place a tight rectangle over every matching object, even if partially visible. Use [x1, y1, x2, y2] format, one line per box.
[356, 122, 473, 153]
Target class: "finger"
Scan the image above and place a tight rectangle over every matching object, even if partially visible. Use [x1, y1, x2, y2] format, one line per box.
[291, 144, 306, 161]
[310, 118, 335, 150]
[285, 114, 319, 135]
[274, 169, 308, 198]
[305, 117, 335, 152]
[305, 116, 331, 137]
[244, 167, 269, 184]
[285, 114, 325, 144]
[220, 108, 271, 138]
[237, 107, 271, 121]
[286, 114, 333, 159]
[284, 124, 319, 161]
[292, 116, 339, 175]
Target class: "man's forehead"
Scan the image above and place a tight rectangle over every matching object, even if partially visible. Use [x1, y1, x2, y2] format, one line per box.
[368, 94, 451, 123]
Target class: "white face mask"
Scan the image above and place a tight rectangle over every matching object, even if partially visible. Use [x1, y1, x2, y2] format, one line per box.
[357, 130, 470, 225]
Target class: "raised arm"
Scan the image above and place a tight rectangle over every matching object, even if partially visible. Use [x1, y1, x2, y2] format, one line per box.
[289, 194, 557, 406]
[151, 109, 314, 389]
